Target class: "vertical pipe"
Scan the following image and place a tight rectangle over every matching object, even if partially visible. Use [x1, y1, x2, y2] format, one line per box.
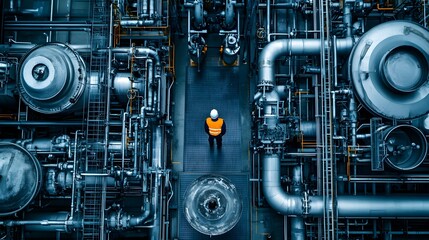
[146, 59, 154, 112]
[343, 3, 352, 38]
[267, 0, 271, 42]
[49, 0, 54, 41]
[133, 122, 139, 176]
[70, 130, 81, 221]
[291, 166, 305, 240]
[143, 0, 148, 18]
[149, 0, 154, 19]
[349, 97, 357, 146]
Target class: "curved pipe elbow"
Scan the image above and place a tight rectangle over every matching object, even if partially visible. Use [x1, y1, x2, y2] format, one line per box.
[129, 201, 151, 227]
[262, 154, 302, 215]
[258, 38, 354, 87]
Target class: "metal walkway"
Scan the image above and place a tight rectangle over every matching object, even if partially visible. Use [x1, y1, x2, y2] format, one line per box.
[183, 66, 244, 173]
[179, 64, 249, 239]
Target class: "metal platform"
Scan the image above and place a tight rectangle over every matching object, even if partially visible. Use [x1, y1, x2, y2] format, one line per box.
[179, 64, 250, 239]
[184, 66, 244, 172]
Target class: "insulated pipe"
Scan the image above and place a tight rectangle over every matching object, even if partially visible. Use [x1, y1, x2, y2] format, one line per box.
[258, 38, 353, 87]
[263, 153, 429, 217]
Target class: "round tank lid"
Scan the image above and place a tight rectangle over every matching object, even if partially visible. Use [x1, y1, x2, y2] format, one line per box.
[183, 175, 242, 236]
[350, 21, 429, 120]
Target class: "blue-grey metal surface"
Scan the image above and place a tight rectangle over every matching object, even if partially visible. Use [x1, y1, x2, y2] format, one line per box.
[184, 66, 243, 172]
[179, 173, 249, 240]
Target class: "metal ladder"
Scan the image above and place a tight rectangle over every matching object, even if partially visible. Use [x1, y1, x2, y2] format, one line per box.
[82, 1, 109, 239]
[319, 0, 337, 239]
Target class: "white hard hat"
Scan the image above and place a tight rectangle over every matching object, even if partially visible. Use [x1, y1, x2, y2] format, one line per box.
[210, 109, 218, 119]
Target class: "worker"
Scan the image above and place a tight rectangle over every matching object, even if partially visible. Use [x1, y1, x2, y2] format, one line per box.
[204, 109, 226, 148]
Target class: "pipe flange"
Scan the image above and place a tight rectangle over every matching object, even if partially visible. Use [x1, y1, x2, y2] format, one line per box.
[350, 21, 429, 120]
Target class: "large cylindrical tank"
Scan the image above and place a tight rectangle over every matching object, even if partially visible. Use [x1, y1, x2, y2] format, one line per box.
[18, 43, 87, 114]
[350, 21, 429, 120]
[183, 175, 242, 236]
[0, 143, 42, 216]
[382, 125, 428, 170]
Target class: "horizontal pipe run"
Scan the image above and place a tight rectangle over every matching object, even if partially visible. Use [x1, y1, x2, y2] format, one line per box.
[263, 154, 429, 218]
[0, 120, 123, 127]
[4, 21, 107, 28]
[258, 38, 353, 87]
[337, 231, 429, 235]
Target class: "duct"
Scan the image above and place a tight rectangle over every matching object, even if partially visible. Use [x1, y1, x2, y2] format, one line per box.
[258, 38, 353, 87]
[263, 153, 429, 217]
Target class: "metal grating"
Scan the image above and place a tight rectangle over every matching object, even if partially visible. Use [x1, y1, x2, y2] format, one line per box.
[179, 173, 249, 240]
[184, 66, 243, 172]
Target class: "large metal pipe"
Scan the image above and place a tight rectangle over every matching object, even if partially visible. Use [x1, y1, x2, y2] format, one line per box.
[112, 47, 160, 65]
[193, 0, 204, 29]
[263, 154, 429, 217]
[223, 0, 235, 30]
[258, 38, 353, 87]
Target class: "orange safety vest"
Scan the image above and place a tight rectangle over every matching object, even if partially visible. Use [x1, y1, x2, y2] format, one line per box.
[206, 118, 224, 136]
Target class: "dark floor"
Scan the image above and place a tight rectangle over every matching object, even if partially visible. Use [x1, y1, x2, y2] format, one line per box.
[175, 42, 250, 239]
[183, 66, 244, 173]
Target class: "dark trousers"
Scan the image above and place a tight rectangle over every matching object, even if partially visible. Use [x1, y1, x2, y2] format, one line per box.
[208, 135, 222, 147]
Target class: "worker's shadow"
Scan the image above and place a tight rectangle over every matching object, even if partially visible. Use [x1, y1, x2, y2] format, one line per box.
[207, 146, 225, 165]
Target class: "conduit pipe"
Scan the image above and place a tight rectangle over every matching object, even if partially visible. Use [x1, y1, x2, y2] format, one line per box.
[263, 154, 429, 217]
